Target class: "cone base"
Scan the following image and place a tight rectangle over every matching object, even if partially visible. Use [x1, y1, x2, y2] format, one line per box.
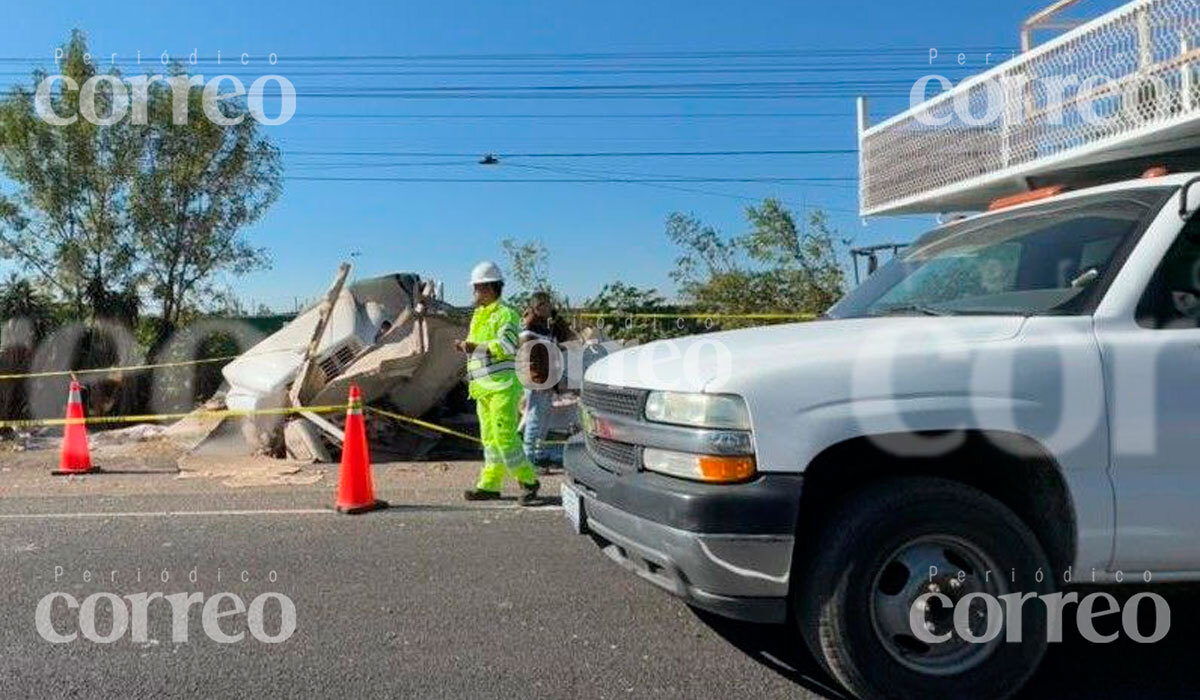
[335, 499, 389, 515]
[51, 466, 102, 476]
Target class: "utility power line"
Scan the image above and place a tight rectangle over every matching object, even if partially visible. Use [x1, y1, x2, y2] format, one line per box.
[0, 65, 983, 78]
[284, 176, 855, 183]
[257, 47, 1013, 60]
[288, 160, 480, 168]
[498, 160, 856, 189]
[262, 91, 922, 99]
[286, 169, 862, 212]
[0, 46, 1015, 63]
[283, 162, 859, 188]
[283, 149, 855, 158]
[288, 112, 851, 119]
[266, 79, 933, 90]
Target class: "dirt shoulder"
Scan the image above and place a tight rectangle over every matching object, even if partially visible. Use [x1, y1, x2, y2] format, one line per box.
[0, 430, 563, 510]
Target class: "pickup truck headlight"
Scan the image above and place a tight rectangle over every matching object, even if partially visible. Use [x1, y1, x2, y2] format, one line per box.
[643, 391, 751, 430]
[642, 447, 756, 483]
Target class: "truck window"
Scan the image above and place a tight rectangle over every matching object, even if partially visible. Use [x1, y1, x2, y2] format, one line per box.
[828, 188, 1170, 319]
[1137, 217, 1200, 329]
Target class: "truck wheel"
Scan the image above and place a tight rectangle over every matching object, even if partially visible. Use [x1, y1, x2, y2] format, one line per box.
[795, 477, 1054, 700]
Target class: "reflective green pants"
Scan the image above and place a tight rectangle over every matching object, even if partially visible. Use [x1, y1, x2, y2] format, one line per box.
[474, 375, 538, 492]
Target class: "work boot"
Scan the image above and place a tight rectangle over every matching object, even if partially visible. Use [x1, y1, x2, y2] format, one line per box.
[463, 488, 501, 502]
[518, 481, 541, 507]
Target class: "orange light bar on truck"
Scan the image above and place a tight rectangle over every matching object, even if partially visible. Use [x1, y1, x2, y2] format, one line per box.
[987, 185, 1065, 211]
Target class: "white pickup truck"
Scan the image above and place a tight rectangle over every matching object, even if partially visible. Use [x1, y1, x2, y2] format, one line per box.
[562, 172, 1200, 698]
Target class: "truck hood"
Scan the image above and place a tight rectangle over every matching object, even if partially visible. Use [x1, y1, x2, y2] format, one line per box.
[583, 316, 1028, 393]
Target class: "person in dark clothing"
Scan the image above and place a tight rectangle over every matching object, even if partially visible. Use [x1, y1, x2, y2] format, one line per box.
[520, 292, 569, 472]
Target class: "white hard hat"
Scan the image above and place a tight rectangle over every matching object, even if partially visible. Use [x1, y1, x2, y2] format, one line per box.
[470, 260, 504, 285]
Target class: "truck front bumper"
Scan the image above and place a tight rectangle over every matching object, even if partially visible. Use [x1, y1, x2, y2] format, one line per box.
[563, 437, 803, 624]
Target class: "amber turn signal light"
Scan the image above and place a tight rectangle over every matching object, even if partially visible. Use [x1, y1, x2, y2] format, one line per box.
[697, 455, 757, 483]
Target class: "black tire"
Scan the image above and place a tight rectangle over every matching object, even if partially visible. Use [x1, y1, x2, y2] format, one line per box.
[795, 476, 1055, 700]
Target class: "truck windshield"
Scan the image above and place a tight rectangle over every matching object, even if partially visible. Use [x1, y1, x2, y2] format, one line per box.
[828, 188, 1172, 319]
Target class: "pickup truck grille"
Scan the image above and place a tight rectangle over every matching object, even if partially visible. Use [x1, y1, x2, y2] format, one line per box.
[581, 382, 647, 419]
[585, 433, 640, 473]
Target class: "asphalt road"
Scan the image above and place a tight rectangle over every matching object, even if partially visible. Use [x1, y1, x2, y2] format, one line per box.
[0, 491, 1197, 699]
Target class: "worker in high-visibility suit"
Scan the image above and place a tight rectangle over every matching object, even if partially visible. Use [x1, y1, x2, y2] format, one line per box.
[456, 261, 541, 505]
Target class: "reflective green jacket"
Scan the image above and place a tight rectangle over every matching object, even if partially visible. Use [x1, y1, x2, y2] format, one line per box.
[466, 300, 521, 394]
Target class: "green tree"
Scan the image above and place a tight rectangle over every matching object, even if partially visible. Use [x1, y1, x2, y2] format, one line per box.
[587, 281, 666, 311]
[0, 274, 58, 339]
[0, 30, 279, 340]
[0, 30, 143, 321]
[581, 282, 696, 342]
[131, 65, 278, 342]
[0, 274, 58, 422]
[501, 237, 565, 310]
[667, 199, 845, 323]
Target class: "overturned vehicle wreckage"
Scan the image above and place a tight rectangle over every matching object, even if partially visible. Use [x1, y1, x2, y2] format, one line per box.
[217, 264, 470, 461]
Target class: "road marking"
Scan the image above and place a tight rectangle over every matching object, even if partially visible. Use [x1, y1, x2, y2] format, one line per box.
[0, 508, 332, 519]
[0, 505, 565, 519]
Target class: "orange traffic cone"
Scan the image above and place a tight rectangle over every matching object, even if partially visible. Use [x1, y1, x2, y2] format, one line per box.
[53, 379, 100, 476]
[335, 384, 387, 514]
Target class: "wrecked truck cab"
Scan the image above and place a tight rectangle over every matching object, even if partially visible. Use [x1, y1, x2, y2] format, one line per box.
[220, 271, 468, 460]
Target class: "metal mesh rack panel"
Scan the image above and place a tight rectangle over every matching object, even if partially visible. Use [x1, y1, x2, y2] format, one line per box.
[860, 0, 1200, 215]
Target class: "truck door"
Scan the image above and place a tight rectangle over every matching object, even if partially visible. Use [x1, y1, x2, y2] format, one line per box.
[1099, 215, 1200, 572]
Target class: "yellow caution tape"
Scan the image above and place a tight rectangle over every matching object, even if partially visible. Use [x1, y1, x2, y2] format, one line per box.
[0, 403, 348, 431]
[367, 406, 483, 443]
[367, 406, 569, 447]
[0, 355, 240, 381]
[2, 398, 573, 454]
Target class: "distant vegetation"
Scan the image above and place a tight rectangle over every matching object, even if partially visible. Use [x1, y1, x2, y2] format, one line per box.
[504, 198, 847, 342]
[0, 30, 282, 422]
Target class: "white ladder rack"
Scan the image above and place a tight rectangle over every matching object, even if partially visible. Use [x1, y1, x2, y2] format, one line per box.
[860, 0, 1200, 216]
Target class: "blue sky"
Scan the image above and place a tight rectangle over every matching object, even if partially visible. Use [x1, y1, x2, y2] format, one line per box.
[0, 0, 1128, 309]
